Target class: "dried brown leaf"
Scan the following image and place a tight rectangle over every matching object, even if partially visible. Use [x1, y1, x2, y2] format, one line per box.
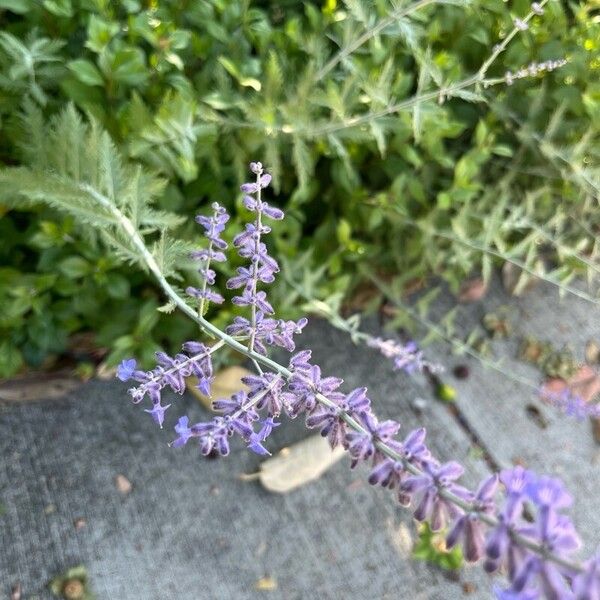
[458, 278, 487, 303]
[541, 365, 600, 404]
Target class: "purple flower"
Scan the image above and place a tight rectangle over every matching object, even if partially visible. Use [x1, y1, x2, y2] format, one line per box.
[242, 373, 285, 416]
[171, 416, 194, 448]
[194, 202, 229, 250]
[340, 387, 371, 416]
[485, 467, 536, 574]
[368, 457, 405, 488]
[257, 417, 280, 440]
[574, 550, 600, 600]
[528, 476, 573, 510]
[193, 418, 230, 456]
[447, 475, 498, 561]
[213, 390, 257, 422]
[305, 405, 348, 449]
[144, 399, 171, 428]
[269, 318, 308, 352]
[247, 433, 270, 456]
[289, 350, 312, 372]
[287, 365, 344, 417]
[186, 286, 224, 304]
[124, 344, 215, 416]
[117, 358, 137, 381]
[493, 586, 540, 600]
[345, 412, 400, 468]
[402, 461, 468, 531]
[232, 289, 274, 314]
[123, 160, 594, 599]
[367, 337, 442, 374]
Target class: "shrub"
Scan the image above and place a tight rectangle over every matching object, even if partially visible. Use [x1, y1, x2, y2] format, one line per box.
[0, 0, 597, 375]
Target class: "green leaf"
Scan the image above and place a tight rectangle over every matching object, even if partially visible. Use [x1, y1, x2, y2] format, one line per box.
[68, 59, 104, 87]
[0, 0, 31, 13]
[86, 16, 119, 53]
[59, 256, 89, 278]
[0, 341, 24, 377]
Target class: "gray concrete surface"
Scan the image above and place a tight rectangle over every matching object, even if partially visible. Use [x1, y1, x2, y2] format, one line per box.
[1, 278, 599, 599]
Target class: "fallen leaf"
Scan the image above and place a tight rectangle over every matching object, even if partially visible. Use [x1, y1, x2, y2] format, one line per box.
[115, 475, 132, 495]
[252, 434, 345, 494]
[186, 365, 252, 410]
[585, 341, 600, 365]
[541, 365, 600, 404]
[255, 576, 277, 591]
[458, 278, 487, 303]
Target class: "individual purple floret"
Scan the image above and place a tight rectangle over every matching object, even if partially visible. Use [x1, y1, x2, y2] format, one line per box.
[345, 412, 400, 468]
[144, 400, 171, 428]
[117, 358, 138, 381]
[170, 416, 193, 448]
[192, 418, 231, 456]
[447, 475, 498, 562]
[401, 461, 470, 531]
[485, 467, 536, 575]
[366, 337, 443, 374]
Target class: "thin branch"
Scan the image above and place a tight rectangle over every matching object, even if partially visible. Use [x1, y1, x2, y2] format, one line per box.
[314, 0, 440, 83]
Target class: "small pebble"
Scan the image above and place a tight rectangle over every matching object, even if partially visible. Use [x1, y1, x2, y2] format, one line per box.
[412, 397, 428, 412]
[462, 582, 476, 594]
[115, 474, 132, 495]
[11, 583, 21, 600]
[453, 365, 470, 379]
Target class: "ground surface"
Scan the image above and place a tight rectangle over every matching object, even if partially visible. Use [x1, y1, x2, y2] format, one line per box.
[1, 279, 599, 599]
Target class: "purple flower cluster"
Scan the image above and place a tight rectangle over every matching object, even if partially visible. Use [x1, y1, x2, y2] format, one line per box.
[117, 341, 215, 427]
[367, 336, 443, 374]
[117, 162, 599, 599]
[225, 162, 306, 355]
[186, 202, 229, 307]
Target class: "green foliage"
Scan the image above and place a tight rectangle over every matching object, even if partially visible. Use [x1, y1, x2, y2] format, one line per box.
[0, 0, 597, 375]
[413, 522, 464, 570]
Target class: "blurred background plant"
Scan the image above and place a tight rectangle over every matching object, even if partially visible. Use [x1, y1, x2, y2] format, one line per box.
[0, 0, 598, 377]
